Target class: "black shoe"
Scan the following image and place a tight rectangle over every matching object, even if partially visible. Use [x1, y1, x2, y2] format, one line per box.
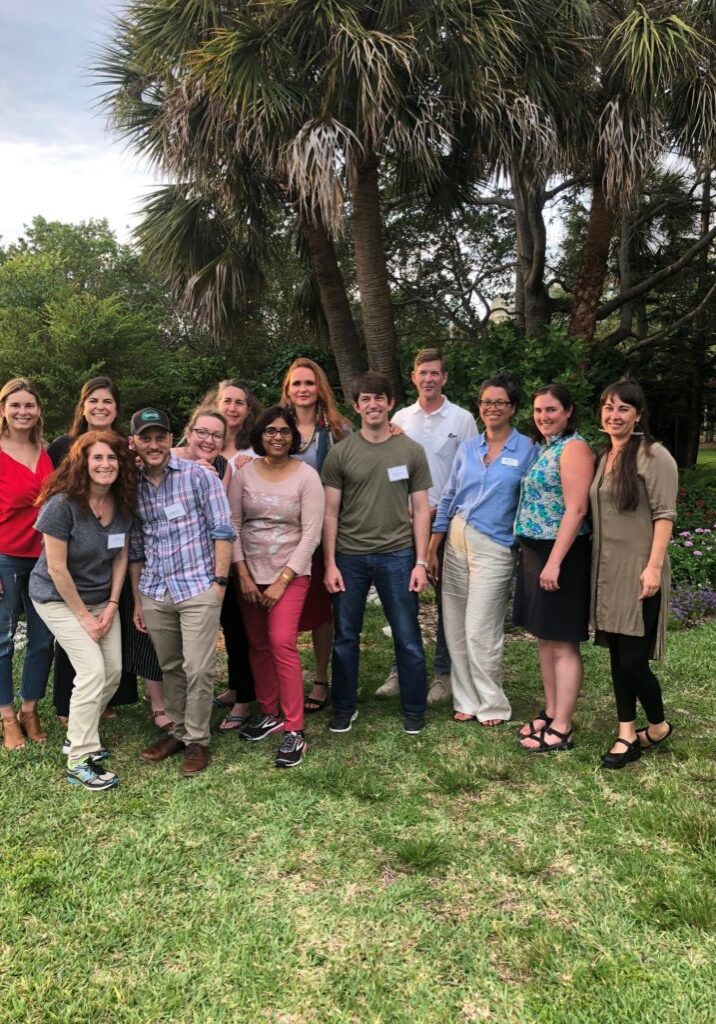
[329, 709, 358, 733]
[239, 713, 284, 742]
[601, 737, 641, 769]
[404, 716, 425, 735]
[275, 731, 307, 768]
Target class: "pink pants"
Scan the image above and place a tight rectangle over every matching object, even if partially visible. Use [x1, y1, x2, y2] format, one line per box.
[239, 576, 310, 733]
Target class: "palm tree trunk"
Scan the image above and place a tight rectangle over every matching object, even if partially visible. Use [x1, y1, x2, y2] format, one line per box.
[511, 167, 550, 337]
[301, 217, 366, 401]
[350, 154, 404, 402]
[684, 167, 712, 467]
[569, 164, 616, 344]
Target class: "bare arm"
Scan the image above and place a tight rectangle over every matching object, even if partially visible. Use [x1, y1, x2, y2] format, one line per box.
[540, 441, 594, 590]
[409, 489, 430, 593]
[323, 485, 345, 593]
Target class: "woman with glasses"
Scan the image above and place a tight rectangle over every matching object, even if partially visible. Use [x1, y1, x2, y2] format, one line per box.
[174, 409, 230, 484]
[428, 376, 536, 725]
[228, 406, 324, 768]
[590, 379, 677, 769]
[514, 385, 594, 753]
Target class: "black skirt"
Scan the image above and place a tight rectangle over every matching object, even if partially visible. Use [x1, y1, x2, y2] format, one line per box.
[513, 534, 591, 643]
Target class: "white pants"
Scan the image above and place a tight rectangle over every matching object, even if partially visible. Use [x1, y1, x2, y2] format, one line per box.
[33, 600, 121, 760]
[442, 517, 515, 721]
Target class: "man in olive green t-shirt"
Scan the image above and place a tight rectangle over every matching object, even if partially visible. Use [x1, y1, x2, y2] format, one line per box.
[321, 371, 432, 735]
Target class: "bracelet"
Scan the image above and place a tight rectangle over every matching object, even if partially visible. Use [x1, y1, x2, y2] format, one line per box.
[280, 571, 293, 584]
[108, 599, 119, 605]
[415, 559, 428, 569]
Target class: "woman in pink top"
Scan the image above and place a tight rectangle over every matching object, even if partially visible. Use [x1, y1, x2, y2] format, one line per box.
[228, 406, 325, 768]
[0, 378, 55, 749]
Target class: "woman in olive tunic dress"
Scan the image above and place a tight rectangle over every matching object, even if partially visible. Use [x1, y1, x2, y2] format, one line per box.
[590, 379, 678, 769]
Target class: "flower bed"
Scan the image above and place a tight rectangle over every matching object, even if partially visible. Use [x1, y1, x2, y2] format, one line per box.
[669, 464, 716, 625]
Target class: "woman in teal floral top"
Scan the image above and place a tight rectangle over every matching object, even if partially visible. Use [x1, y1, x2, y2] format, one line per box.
[513, 385, 594, 752]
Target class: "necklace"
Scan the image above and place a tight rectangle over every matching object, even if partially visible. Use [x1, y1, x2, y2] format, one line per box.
[298, 418, 317, 453]
[89, 495, 108, 520]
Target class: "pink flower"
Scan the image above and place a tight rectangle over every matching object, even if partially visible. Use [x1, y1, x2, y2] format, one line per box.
[684, 540, 693, 547]
[680, 531, 692, 537]
[694, 550, 703, 557]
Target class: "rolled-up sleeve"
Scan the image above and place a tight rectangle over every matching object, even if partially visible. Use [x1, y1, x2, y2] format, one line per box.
[641, 443, 678, 522]
[199, 470, 236, 541]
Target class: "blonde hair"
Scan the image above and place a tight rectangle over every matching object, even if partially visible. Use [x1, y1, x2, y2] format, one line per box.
[281, 358, 351, 441]
[0, 378, 44, 444]
[179, 407, 228, 447]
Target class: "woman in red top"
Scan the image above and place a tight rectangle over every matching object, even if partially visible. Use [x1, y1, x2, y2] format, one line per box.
[0, 378, 55, 749]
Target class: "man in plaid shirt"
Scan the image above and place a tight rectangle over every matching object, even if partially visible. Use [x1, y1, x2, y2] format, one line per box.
[128, 408, 235, 777]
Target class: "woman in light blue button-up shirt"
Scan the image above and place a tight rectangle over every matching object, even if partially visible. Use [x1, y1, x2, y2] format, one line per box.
[429, 376, 536, 726]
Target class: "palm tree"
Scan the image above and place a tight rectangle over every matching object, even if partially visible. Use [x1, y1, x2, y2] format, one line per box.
[96, 1, 526, 399]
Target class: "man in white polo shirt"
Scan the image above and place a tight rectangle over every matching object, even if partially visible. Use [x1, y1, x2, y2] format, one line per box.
[376, 348, 477, 702]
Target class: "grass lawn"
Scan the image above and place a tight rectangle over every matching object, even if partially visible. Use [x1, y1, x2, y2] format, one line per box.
[2, 609, 716, 1024]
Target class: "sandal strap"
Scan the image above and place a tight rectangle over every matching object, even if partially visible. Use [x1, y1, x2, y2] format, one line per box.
[543, 726, 572, 742]
[611, 737, 635, 750]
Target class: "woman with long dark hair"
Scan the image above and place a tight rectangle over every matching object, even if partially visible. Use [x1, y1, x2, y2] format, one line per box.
[281, 357, 352, 713]
[48, 377, 165, 727]
[514, 384, 594, 753]
[590, 379, 677, 769]
[31, 431, 137, 789]
[0, 378, 55, 749]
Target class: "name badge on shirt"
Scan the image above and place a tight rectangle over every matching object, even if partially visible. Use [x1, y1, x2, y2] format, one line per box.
[164, 502, 186, 521]
[501, 457, 519, 467]
[387, 465, 409, 482]
[107, 533, 126, 550]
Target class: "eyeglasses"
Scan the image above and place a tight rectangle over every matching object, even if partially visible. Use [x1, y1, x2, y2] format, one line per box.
[264, 427, 292, 438]
[479, 399, 511, 410]
[192, 427, 224, 443]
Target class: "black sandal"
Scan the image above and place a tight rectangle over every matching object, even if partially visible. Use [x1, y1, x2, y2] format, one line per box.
[636, 722, 673, 750]
[601, 737, 641, 769]
[304, 683, 329, 714]
[517, 708, 553, 739]
[522, 725, 574, 753]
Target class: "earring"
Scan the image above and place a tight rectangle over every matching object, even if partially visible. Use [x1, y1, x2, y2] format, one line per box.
[631, 421, 644, 436]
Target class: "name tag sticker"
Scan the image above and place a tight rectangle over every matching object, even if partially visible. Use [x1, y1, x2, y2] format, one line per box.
[501, 457, 519, 467]
[164, 502, 186, 521]
[107, 533, 125, 550]
[387, 464, 409, 482]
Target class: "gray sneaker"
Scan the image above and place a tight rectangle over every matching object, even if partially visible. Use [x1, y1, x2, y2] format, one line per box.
[375, 670, 399, 698]
[427, 674, 451, 704]
[66, 758, 119, 791]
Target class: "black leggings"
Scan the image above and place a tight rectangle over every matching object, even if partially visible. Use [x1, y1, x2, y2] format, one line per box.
[221, 582, 256, 703]
[604, 594, 665, 724]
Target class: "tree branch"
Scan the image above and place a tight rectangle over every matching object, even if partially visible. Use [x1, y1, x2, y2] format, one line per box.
[624, 280, 716, 350]
[543, 176, 587, 202]
[596, 226, 716, 320]
[470, 195, 515, 211]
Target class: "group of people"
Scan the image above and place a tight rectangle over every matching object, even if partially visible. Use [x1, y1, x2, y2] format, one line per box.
[0, 350, 678, 790]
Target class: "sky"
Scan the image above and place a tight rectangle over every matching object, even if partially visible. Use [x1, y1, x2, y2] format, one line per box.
[0, 0, 158, 245]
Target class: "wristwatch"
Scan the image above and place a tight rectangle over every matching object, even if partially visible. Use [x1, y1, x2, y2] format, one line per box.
[212, 576, 230, 586]
[415, 559, 428, 569]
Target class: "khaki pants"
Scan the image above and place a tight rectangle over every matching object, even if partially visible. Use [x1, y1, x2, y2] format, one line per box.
[141, 587, 222, 747]
[442, 516, 515, 722]
[33, 599, 121, 760]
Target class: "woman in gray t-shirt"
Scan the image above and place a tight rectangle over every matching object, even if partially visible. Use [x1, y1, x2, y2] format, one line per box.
[30, 430, 137, 791]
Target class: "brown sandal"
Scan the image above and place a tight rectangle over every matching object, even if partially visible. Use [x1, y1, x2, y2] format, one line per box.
[2, 715, 26, 750]
[18, 707, 48, 743]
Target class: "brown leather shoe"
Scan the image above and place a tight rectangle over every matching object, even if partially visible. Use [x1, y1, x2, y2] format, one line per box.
[18, 707, 48, 743]
[139, 735, 185, 762]
[2, 715, 26, 750]
[182, 743, 209, 776]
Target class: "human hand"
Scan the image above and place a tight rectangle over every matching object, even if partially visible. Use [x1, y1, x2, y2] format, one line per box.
[133, 602, 148, 633]
[81, 611, 104, 643]
[409, 565, 428, 593]
[261, 579, 287, 609]
[235, 454, 253, 470]
[427, 550, 440, 583]
[388, 423, 404, 437]
[639, 565, 661, 600]
[95, 603, 117, 636]
[239, 572, 262, 604]
[212, 582, 226, 603]
[196, 458, 219, 475]
[539, 561, 560, 592]
[324, 563, 345, 594]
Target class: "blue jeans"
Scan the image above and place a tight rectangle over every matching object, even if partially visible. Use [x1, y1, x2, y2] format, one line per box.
[390, 536, 450, 677]
[332, 548, 427, 719]
[0, 555, 54, 707]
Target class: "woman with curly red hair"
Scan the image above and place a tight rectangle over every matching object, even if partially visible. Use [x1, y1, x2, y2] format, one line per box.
[30, 431, 137, 790]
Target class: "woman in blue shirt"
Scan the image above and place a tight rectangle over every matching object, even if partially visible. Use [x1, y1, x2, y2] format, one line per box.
[514, 384, 594, 752]
[428, 375, 535, 725]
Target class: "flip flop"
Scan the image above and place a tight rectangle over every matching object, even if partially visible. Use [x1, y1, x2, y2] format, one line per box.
[212, 696, 234, 709]
[219, 713, 250, 732]
[304, 683, 329, 714]
[453, 713, 478, 723]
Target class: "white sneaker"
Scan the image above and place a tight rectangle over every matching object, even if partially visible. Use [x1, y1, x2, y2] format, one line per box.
[375, 669, 400, 698]
[427, 674, 451, 704]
